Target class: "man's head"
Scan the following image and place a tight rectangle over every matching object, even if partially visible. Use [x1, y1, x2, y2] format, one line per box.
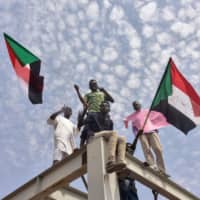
[100, 101, 110, 114]
[132, 100, 141, 111]
[63, 106, 72, 119]
[89, 79, 98, 91]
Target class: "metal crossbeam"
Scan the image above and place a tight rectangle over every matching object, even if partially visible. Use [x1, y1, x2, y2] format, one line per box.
[3, 148, 86, 200]
[126, 154, 200, 200]
[87, 137, 199, 200]
[3, 137, 200, 200]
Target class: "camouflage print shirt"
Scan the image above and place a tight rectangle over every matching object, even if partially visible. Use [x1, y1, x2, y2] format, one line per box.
[84, 90, 105, 112]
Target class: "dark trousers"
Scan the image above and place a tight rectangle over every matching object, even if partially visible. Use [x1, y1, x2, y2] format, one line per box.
[80, 112, 100, 144]
[119, 178, 139, 200]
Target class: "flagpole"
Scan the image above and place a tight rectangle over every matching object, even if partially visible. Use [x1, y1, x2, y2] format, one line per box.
[131, 58, 171, 154]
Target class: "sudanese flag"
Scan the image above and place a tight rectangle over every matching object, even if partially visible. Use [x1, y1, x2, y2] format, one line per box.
[4, 33, 44, 104]
[151, 58, 200, 134]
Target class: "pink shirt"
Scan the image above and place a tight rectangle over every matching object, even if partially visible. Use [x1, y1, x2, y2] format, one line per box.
[124, 109, 169, 135]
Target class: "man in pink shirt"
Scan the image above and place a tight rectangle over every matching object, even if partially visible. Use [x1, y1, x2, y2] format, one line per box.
[124, 101, 169, 176]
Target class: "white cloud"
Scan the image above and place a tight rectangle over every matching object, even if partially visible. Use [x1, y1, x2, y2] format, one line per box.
[112, 103, 125, 115]
[53, 0, 66, 12]
[139, 2, 158, 22]
[87, 55, 98, 64]
[0, 11, 13, 26]
[99, 63, 109, 72]
[118, 21, 136, 36]
[171, 22, 195, 38]
[86, 1, 99, 20]
[80, 31, 90, 41]
[127, 75, 141, 89]
[46, 1, 56, 12]
[190, 50, 199, 59]
[133, 1, 146, 9]
[157, 32, 172, 45]
[59, 43, 72, 58]
[117, 21, 141, 49]
[149, 43, 161, 52]
[66, 14, 78, 27]
[120, 88, 131, 98]
[159, 48, 175, 62]
[77, 10, 85, 20]
[128, 57, 142, 69]
[129, 50, 141, 59]
[76, 63, 87, 72]
[68, 1, 78, 12]
[57, 20, 66, 31]
[103, 0, 111, 8]
[190, 74, 200, 85]
[103, 74, 118, 91]
[149, 62, 160, 72]
[78, 0, 88, 5]
[88, 21, 97, 29]
[178, 6, 196, 20]
[94, 72, 104, 81]
[102, 47, 118, 62]
[189, 62, 200, 71]
[79, 51, 90, 60]
[129, 35, 141, 49]
[92, 32, 102, 43]
[114, 65, 129, 77]
[85, 41, 94, 50]
[110, 6, 125, 22]
[142, 25, 154, 38]
[180, 0, 194, 6]
[161, 6, 175, 21]
[178, 42, 199, 59]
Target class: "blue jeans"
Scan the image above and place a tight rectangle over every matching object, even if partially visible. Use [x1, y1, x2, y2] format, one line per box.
[119, 178, 139, 200]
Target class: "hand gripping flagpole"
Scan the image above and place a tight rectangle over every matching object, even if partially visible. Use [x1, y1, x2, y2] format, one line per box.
[131, 58, 171, 154]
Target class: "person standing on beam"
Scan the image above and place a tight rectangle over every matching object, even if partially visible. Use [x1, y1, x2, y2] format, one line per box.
[124, 101, 169, 177]
[79, 101, 127, 173]
[74, 79, 114, 146]
[47, 106, 79, 165]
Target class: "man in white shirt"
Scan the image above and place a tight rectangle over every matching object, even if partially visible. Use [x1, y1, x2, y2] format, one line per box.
[47, 106, 78, 165]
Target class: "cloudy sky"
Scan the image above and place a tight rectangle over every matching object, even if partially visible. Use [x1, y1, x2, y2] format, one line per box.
[0, 0, 200, 199]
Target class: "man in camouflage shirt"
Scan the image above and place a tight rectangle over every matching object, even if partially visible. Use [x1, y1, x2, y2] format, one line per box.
[74, 79, 114, 146]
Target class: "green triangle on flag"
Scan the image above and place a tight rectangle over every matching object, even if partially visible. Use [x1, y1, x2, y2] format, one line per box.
[4, 33, 39, 66]
[151, 59, 172, 108]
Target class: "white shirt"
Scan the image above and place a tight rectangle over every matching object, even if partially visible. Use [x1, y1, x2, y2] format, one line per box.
[47, 115, 78, 155]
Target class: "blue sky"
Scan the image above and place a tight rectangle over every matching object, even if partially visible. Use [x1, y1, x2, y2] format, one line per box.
[0, 0, 200, 199]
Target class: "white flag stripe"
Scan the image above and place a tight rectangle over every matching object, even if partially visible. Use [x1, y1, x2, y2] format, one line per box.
[168, 86, 200, 125]
[24, 64, 30, 70]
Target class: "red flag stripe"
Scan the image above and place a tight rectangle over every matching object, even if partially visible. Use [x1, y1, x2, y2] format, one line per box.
[6, 41, 30, 84]
[170, 59, 200, 104]
[170, 58, 200, 116]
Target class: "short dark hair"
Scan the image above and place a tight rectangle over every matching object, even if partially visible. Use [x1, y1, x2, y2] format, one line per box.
[89, 79, 97, 84]
[132, 101, 140, 106]
[64, 106, 72, 113]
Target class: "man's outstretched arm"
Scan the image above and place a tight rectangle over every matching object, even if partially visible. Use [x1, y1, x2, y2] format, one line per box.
[74, 84, 88, 108]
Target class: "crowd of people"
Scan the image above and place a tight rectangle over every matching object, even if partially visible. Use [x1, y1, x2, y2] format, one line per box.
[47, 79, 169, 200]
